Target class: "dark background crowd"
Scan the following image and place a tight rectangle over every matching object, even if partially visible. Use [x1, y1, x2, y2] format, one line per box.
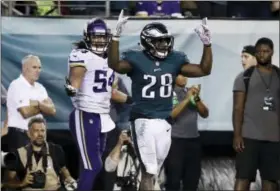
[2, 0, 280, 18]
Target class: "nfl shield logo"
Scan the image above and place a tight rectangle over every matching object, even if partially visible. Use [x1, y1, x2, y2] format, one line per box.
[155, 61, 160, 66]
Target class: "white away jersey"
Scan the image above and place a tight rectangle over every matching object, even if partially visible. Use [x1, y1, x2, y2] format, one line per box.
[68, 49, 115, 113]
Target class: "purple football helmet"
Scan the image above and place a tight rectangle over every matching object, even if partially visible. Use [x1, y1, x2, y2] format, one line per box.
[84, 18, 112, 55]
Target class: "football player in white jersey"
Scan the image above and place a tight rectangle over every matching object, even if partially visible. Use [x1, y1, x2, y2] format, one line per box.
[64, 18, 132, 191]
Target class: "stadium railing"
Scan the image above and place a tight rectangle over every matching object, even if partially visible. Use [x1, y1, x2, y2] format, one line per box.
[1, 0, 111, 17]
[2, 0, 278, 21]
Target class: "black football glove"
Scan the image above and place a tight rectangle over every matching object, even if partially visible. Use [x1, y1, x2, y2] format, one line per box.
[64, 77, 77, 97]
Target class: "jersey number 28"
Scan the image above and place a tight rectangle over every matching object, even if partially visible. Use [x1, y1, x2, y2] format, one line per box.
[142, 74, 172, 98]
[93, 70, 114, 93]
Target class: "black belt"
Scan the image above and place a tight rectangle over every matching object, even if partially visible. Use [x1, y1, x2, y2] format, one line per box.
[8, 127, 27, 133]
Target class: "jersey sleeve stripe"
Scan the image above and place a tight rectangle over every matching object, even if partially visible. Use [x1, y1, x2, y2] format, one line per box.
[69, 60, 85, 63]
[69, 63, 86, 67]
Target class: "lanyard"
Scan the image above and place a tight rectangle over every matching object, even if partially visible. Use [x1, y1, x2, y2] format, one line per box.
[256, 68, 273, 93]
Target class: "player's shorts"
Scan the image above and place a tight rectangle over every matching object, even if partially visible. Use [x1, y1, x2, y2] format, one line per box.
[131, 118, 172, 175]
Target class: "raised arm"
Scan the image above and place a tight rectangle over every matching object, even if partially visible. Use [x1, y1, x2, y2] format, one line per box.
[108, 40, 132, 74]
[108, 10, 132, 74]
[180, 45, 213, 77]
[180, 18, 213, 77]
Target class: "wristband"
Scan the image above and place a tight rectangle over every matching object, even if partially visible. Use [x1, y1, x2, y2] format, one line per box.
[125, 96, 133, 104]
[194, 96, 201, 102]
[112, 36, 120, 41]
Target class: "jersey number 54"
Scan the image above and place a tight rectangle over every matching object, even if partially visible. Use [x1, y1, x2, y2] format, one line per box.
[93, 70, 114, 93]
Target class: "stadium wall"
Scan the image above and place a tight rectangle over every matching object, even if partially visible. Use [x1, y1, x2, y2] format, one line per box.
[2, 17, 279, 131]
[1, 18, 279, 189]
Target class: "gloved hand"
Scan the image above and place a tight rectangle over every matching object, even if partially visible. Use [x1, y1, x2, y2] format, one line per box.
[194, 17, 212, 46]
[113, 9, 129, 38]
[64, 179, 77, 191]
[64, 77, 77, 97]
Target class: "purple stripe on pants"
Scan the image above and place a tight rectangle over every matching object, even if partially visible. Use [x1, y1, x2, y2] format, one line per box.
[69, 109, 107, 190]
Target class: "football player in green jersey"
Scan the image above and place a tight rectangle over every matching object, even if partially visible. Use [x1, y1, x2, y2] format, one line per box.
[108, 10, 213, 190]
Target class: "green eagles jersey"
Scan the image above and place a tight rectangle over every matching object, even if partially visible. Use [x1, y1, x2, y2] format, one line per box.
[122, 50, 190, 119]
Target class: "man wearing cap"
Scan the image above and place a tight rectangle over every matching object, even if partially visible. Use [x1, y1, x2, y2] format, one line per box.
[5, 55, 56, 152]
[241, 45, 257, 70]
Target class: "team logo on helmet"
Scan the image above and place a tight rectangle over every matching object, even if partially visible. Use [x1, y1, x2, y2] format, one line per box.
[84, 18, 112, 55]
[140, 22, 174, 59]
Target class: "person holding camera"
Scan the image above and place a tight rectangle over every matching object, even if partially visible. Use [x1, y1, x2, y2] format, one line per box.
[105, 130, 132, 173]
[164, 75, 209, 191]
[3, 117, 76, 191]
[104, 130, 139, 191]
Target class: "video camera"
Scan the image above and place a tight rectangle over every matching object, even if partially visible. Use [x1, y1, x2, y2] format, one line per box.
[116, 130, 139, 191]
[122, 130, 131, 145]
[1, 151, 17, 168]
[122, 130, 137, 159]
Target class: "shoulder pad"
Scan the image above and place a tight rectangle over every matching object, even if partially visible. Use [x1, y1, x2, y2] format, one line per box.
[68, 49, 88, 68]
[121, 49, 140, 58]
[173, 50, 185, 57]
[172, 50, 190, 64]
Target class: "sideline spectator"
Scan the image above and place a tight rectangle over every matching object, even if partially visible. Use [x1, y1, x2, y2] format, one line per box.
[228, 2, 272, 18]
[271, 1, 279, 17]
[165, 75, 209, 191]
[180, 1, 199, 17]
[197, 1, 227, 18]
[135, 0, 183, 18]
[104, 130, 132, 173]
[4, 55, 56, 152]
[241, 45, 257, 70]
[232, 37, 280, 191]
[36, 1, 59, 16]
